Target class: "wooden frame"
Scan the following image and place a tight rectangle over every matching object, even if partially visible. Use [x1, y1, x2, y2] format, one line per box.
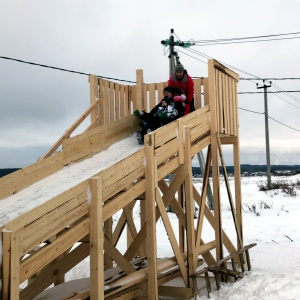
[0, 60, 244, 299]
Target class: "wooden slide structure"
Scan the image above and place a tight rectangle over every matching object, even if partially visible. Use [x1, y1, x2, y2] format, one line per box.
[0, 59, 246, 299]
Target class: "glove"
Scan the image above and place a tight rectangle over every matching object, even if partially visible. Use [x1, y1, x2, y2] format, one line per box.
[159, 112, 168, 119]
[134, 109, 144, 116]
[173, 96, 184, 103]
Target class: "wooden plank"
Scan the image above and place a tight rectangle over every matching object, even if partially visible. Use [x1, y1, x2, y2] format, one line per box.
[2, 231, 11, 300]
[213, 60, 240, 81]
[20, 200, 89, 255]
[103, 79, 110, 125]
[20, 217, 90, 282]
[193, 78, 202, 109]
[148, 83, 156, 112]
[112, 212, 127, 246]
[109, 81, 115, 122]
[136, 70, 144, 110]
[155, 191, 188, 286]
[62, 114, 139, 165]
[10, 231, 20, 299]
[157, 158, 180, 181]
[99, 79, 106, 125]
[156, 82, 166, 102]
[144, 132, 158, 300]
[20, 242, 90, 300]
[155, 138, 178, 165]
[102, 180, 145, 221]
[159, 286, 193, 298]
[234, 140, 243, 249]
[208, 60, 223, 261]
[4, 181, 88, 231]
[119, 84, 124, 118]
[89, 75, 99, 124]
[0, 152, 63, 200]
[195, 147, 211, 251]
[90, 176, 104, 299]
[115, 83, 120, 120]
[190, 135, 211, 158]
[183, 126, 197, 286]
[104, 236, 136, 275]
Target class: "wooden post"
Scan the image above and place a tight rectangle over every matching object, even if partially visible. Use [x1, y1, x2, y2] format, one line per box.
[144, 132, 158, 299]
[104, 218, 113, 270]
[183, 126, 197, 287]
[2, 231, 11, 300]
[234, 140, 243, 249]
[89, 176, 104, 299]
[136, 69, 144, 110]
[89, 75, 98, 124]
[208, 59, 223, 261]
[10, 231, 20, 300]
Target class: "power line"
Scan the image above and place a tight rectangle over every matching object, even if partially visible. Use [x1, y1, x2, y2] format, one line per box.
[238, 90, 300, 94]
[238, 107, 300, 131]
[190, 31, 300, 46]
[0, 55, 137, 84]
[193, 36, 300, 46]
[241, 78, 300, 80]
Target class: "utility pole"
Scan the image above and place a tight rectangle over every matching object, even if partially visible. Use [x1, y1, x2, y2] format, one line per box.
[257, 80, 272, 190]
[161, 29, 214, 210]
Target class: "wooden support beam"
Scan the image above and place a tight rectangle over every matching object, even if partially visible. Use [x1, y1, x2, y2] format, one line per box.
[144, 132, 158, 299]
[90, 176, 104, 299]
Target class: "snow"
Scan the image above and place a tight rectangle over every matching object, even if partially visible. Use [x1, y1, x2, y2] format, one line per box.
[1, 134, 300, 299]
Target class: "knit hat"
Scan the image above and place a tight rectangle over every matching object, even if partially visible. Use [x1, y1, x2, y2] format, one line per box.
[163, 86, 173, 93]
[175, 64, 184, 72]
[172, 87, 185, 96]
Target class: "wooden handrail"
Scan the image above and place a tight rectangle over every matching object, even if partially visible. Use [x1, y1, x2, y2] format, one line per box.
[40, 100, 100, 160]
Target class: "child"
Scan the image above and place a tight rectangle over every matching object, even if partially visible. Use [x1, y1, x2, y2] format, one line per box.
[134, 90, 178, 144]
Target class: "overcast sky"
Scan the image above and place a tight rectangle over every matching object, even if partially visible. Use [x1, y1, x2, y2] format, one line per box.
[1, 0, 300, 168]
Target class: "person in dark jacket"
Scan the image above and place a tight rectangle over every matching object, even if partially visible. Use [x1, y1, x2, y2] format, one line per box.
[168, 64, 195, 115]
[171, 86, 186, 118]
[133, 87, 178, 144]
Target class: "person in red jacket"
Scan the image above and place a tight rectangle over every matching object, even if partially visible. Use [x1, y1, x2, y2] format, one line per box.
[168, 64, 195, 115]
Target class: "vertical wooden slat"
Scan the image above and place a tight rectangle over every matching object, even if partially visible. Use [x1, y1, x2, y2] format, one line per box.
[148, 83, 156, 112]
[193, 78, 202, 109]
[10, 231, 20, 300]
[136, 69, 144, 110]
[183, 126, 196, 287]
[2, 231, 11, 300]
[89, 75, 98, 124]
[144, 132, 158, 300]
[203, 78, 209, 106]
[115, 83, 120, 120]
[119, 84, 125, 118]
[104, 217, 113, 270]
[208, 60, 223, 262]
[89, 176, 104, 299]
[125, 85, 130, 116]
[103, 80, 110, 125]
[99, 79, 105, 125]
[234, 139, 243, 249]
[224, 76, 231, 134]
[156, 82, 166, 102]
[233, 80, 238, 136]
[109, 81, 115, 122]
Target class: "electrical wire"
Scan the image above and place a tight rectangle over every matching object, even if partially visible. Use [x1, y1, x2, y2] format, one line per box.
[0, 56, 137, 83]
